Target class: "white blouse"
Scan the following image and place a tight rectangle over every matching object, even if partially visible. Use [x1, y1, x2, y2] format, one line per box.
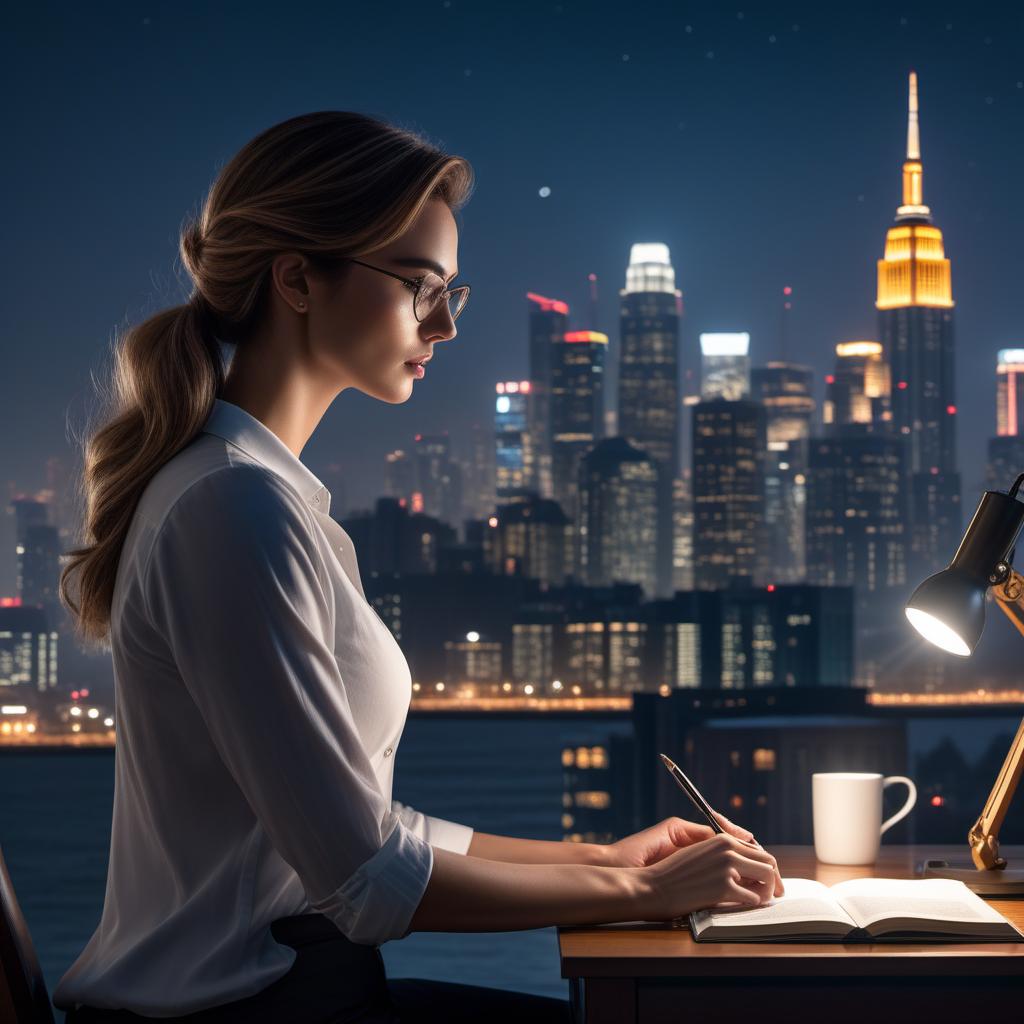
[53, 398, 473, 1018]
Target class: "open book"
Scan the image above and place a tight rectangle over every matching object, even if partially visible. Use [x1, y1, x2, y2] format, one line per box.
[688, 877, 1023, 942]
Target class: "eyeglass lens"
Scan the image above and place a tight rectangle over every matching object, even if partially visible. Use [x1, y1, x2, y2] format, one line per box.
[415, 273, 468, 321]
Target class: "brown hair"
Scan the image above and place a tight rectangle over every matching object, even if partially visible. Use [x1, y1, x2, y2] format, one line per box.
[60, 111, 474, 645]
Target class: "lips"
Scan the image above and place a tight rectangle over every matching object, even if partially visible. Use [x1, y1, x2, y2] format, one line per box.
[404, 356, 431, 365]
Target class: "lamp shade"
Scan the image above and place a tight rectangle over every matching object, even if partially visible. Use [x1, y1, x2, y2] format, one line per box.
[904, 567, 985, 656]
[904, 484, 1024, 657]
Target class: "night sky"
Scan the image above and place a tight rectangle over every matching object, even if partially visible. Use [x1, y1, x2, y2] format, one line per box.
[4, 2, 1024, 592]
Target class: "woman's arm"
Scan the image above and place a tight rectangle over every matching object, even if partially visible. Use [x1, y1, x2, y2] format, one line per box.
[407, 832, 782, 934]
[466, 831, 611, 866]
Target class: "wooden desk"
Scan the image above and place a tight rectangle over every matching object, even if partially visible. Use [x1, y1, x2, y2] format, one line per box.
[558, 845, 1024, 1024]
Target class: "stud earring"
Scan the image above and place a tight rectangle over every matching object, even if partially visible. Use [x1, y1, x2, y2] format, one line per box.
[297, 301, 306, 309]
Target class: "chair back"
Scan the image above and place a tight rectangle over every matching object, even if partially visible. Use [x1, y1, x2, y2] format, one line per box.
[0, 842, 54, 1023]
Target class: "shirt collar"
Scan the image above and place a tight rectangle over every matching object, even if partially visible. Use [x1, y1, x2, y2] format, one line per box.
[202, 398, 331, 515]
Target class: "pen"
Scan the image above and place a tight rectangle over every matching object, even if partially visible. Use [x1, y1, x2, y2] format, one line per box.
[658, 752, 760, 848]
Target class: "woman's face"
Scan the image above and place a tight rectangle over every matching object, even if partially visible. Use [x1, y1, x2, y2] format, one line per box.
[303, 197, 461, 403]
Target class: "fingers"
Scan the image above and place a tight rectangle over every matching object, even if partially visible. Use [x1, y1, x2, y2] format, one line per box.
[725, 877, 763, 908]
[728, 855, 776, 891]
[729, 838, 784, 896]
[714, 811, 754, 840]
[720, 833, 775, 867]
[718, 835, 783, 896]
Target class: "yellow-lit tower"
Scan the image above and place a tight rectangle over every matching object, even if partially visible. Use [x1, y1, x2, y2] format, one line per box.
[876, 71, 960, 576]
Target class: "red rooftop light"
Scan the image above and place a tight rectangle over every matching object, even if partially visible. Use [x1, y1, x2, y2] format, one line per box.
[946, 405, 957, 415]
[825, 375, 835, 385]
[526, 292, 569, 315]
[897, 381, 908, 390]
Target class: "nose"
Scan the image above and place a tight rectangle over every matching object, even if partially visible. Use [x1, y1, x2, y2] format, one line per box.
[422, 300, 458, 342]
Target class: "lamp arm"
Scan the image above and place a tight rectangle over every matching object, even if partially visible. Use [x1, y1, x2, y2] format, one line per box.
[968, 570, 1024, 870]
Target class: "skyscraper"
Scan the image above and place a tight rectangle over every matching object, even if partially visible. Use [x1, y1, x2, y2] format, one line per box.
[485, 496, 571, 586]
[671, 471, 695, 593]
[813, 337, 907, 686]
[411, 433, 462, 527]
[526, 292, 569, 500]
[618, 243, 683, 597]
[0, 603, 58, 692]
[458, 421, 497, 525]
[805, 434, 908, 687]
[577, 437, 658, 597]
[10, 498, 60, 628]
[384, 448, 416, 505]
[751, 363, 815, 583]
[495, 380, 535, 504]
[692, 398, 767, 590]
[823, 341, 892, 435]
[550, 330, 607, 526]
[876, 71, 959, 576]
[20, 523, 63, 629]
[701, 333, 751, 401]
[987, 350, 1024, 493]
[996, 349, 1024, 438]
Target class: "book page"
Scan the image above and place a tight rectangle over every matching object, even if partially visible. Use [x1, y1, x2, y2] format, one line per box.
[691, 877, 856, 936]
[830, 877, 1010, 930]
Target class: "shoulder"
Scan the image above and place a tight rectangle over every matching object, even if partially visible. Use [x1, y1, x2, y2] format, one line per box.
[146, 459, 323, 577]
[137, 433, 310, 530]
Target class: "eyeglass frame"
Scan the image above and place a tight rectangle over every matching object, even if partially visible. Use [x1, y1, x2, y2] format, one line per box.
[345, 257, 470, 322]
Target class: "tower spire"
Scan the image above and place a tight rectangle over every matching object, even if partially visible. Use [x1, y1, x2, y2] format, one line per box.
[897, 70, 929, 221]
[878, 70, 950, 309]
[906, 70, 920, 161]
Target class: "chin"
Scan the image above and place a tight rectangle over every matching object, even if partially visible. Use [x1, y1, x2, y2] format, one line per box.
[369, 380, 415, 404]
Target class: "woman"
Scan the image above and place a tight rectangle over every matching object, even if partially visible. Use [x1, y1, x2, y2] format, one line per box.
[53, 111, 783, 1023]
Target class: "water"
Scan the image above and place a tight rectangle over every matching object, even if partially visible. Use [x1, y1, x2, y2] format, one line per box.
[0, 716, 631, 1019]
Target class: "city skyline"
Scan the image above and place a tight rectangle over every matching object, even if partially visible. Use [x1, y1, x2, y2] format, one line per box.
[5, 8, 1024, 524]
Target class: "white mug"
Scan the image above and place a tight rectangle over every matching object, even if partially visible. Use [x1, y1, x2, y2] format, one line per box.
[812, 772, 917, 865]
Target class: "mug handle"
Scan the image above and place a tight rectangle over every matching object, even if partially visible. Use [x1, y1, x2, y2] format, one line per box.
[880, 775, 917, 835]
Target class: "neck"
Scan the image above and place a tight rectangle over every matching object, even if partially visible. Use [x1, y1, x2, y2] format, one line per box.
[220, 343, 337, 458]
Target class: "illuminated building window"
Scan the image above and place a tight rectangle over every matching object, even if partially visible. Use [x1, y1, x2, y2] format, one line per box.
[561, 813, 575, 830]
[574, 791, 611, 809]
[729, 750, 741, 768]
[753, 748, 776, 771]
[729, 794, 743, 809]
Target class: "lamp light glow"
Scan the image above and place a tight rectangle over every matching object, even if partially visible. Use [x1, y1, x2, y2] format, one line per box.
[904, 607, 971, 656]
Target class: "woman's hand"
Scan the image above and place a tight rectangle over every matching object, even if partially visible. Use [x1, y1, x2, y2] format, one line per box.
[605, 813, 758, 869]
[637, 832, 785, 921]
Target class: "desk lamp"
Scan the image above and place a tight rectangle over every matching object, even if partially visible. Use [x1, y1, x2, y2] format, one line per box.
[904, 473, 1024, 894]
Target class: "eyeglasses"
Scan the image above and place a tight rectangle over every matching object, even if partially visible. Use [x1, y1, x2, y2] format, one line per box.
[346, 258, 470, 322]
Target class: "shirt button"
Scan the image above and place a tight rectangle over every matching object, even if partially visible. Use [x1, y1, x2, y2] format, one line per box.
[383, 746, 393, 757]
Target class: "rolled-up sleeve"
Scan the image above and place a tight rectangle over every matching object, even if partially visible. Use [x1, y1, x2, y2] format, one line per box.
[144, 464, 432, 945]
[392, 800, 474, 855]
